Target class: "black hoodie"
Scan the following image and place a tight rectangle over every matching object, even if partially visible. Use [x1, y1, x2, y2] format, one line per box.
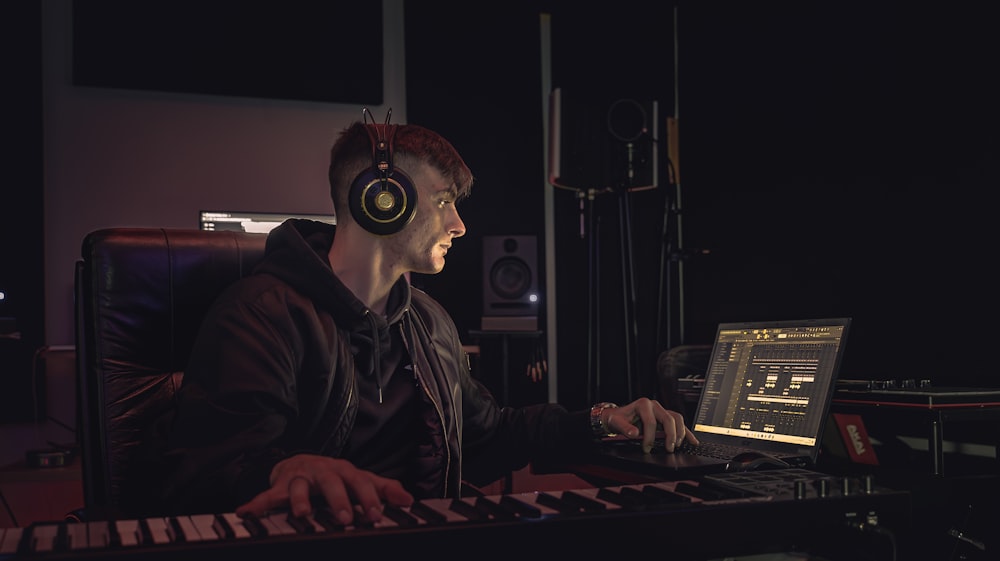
[130, 219, 591, 517]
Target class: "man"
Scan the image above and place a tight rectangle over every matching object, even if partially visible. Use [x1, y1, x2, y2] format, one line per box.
[137, 111, 697, 524]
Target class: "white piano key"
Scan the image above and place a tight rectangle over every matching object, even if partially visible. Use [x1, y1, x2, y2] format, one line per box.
[504, 492, 565, 516]
[263, 512, 299, 535]
[190, 513, 222, 541]
[1, 527, 24, 555]
[570, 487, 625, 511]
[144, 517, 172, 545]
[65, 522, 89, 550]
[116, 519, 141, 547]
[409, 498, 468, 523]
[29, 524, 59, 553]
[218, 512, 253, 540]
[289, 512, 328, 534]
[86, 521, 110, 548]
[174, 515, 204, 541]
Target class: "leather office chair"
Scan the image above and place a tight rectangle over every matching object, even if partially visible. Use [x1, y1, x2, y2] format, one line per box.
[656, 344, 711, 421]
[74, 228, 267, 520]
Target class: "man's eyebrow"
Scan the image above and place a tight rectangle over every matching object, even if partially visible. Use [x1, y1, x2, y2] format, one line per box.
[438, 186, 460, 198]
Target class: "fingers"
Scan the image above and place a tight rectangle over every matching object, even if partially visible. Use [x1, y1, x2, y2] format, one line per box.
[235, 454, 414, 525]
[610, 397, 695, 454]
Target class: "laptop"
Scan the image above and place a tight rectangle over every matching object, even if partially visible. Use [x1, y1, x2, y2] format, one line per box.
[595, 317, 852, 478]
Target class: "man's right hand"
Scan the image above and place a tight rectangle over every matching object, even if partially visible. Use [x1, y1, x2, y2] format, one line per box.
[234, 453, 414, 524]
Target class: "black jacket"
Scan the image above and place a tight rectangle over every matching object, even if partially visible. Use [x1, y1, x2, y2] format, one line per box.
[135, 219, 592, 516]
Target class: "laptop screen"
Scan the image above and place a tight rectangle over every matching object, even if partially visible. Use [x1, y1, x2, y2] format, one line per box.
[692, 318, 851, 448]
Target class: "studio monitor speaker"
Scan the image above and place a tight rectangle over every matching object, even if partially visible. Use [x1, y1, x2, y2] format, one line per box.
[482, 235, 539, 323]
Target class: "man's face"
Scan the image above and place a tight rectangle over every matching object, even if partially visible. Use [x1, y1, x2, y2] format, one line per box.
[383, 162, 466, 275]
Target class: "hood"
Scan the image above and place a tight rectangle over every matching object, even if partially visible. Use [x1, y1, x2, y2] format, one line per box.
[257, 218, 411, 401]
[256, 219, 411, 324]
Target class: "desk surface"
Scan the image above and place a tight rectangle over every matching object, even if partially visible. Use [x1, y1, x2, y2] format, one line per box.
[834, 387, 1000, 408]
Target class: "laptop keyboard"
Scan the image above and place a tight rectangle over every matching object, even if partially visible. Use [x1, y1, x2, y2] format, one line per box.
[615, 438, 744, 459]
[676, 441, 745, 459]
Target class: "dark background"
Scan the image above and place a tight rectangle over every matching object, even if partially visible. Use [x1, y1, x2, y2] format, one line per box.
[4, 3, 997, 418]
[406, 3, 999, 410]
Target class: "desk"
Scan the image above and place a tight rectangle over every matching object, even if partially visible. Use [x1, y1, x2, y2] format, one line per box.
[468, 329, 544, 406]
[832, 387, 1000, 476]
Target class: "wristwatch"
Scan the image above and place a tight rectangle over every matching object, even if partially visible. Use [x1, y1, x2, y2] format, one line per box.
[590, 402, 619, 438]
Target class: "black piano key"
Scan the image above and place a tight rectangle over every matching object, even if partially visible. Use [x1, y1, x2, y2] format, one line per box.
[409, 501, 448, 525]
[106, 520, 122, 547]
[381, 505, 421, 528]
[239, 513, 269, 538]
[284, 513, 317, 534]
[167, 517, 188, 542]
[674, 481, 730, 501]
[137, 518, 154, 545]
[449, 499, 488, 521]
[596, 487, 645, 509]
[58, 522, 71, 551]
[213, 515, 235, 540]
[641, 485, 693, 506]
[473, 497, 516, 521]
[534, 492, 579, 514]
[499, 495, 543, 519]
[313, 508, 348, 532]
[559, 490, 607, 512]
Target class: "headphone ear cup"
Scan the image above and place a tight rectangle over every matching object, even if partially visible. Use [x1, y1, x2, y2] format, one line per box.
[348, 168, 417, 235]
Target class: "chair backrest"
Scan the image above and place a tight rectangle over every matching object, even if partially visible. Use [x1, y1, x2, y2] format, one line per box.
[74, 227, 267, 519]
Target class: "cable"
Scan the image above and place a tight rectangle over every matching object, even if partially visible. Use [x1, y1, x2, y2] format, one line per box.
[845, 520, 898, 561]
[0, 490, 18, 528]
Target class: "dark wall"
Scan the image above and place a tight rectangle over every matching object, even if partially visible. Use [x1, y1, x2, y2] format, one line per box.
[1, 1, 45, 421]
[407, 4, 999, 410]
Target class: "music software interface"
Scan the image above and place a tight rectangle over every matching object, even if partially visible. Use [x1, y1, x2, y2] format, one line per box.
[200, 211, 336, 233]
[693, 324, 846, 446]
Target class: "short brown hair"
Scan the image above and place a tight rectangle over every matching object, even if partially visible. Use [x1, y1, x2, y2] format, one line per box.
[328, 121, 474, 217]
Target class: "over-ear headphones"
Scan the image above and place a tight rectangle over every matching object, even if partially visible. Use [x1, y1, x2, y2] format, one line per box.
[348, 108, 417, 235]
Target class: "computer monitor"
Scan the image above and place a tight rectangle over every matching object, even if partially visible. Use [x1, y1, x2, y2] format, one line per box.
[199, 210, 336, 234]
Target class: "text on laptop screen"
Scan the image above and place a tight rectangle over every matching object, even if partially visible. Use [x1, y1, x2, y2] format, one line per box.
[199, 211, 336, 234]
[692, 321, 849, 447]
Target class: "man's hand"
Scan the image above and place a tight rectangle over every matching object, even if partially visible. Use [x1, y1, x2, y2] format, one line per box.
[235, 454, 414, 524]
[604, 397, 699, 454]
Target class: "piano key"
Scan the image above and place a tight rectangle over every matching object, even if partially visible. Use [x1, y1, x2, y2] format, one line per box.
[29, 523, 60, 553]
[116, 519, 141, 547]
[407, 500, 449, 524]
[473, 496, 516, 521]
[674, 481, 729, 501]
[143, 517, 172, 545]
[558, 490, 607, 512]
[262, 512, 299, 535]
[534, 492, 579, 514]
[86, 521, 111, 549]
[190, 513, 223, 541]
[169, 515, 204, 542]
[448, 498, 488, 521]
[65, 522, 89, 550]
[284, 513, 318, 535]
[410, 498, 469, 524]
[640, 484, 693, 506]
[381, 505, 422, 528]
[596, 487, 646, 509]
[218, 512, 253, 540]
[368, 511, 400, 530]
[505, 492, 562, 517]
[498, 495, 542, 519]
[312, 508, 348, 532]
[0, 527, 24, 555]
